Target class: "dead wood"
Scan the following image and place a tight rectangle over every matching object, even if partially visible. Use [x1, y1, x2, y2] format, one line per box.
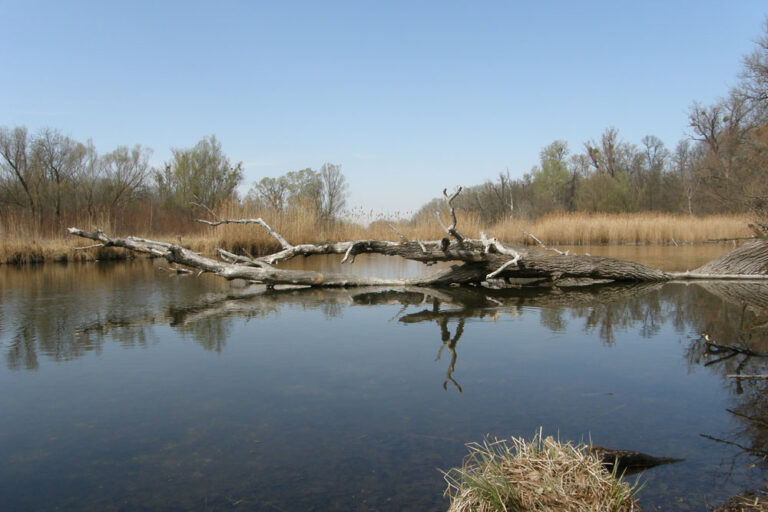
[67, 187, 768, 288]
[588, 446, 684, 476]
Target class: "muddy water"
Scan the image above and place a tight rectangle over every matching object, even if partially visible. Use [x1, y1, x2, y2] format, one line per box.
[0, 247, 765, 511]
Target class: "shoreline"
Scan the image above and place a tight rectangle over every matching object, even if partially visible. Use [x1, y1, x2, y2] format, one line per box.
[0, 212, 752, 265]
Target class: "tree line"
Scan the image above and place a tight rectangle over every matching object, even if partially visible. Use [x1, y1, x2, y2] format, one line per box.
[0, 127, 348, 235]
[414, 21, 768, 226]
[4, 21, 767, 236]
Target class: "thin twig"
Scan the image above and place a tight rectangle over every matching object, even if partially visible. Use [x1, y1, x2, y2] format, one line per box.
[524, 231, 569, 255]
[191, 201, 222, 222]
[388, 223, 409, 242]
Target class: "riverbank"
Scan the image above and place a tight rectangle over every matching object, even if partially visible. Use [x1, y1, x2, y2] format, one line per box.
[0, 212, 752, 264]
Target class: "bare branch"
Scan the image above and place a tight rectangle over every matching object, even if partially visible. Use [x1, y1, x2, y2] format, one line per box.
[388, 223, 409, 242]
[67, 186, 768, 288]
[195, 217, 292, 250]
[442, 186, 465, 242]
[487, 258, 520, 280]
[191, 201, 222, 222]
[524, 231, 569, 255]
[73, 243, 105, 250]
[216, 248, 270, 268]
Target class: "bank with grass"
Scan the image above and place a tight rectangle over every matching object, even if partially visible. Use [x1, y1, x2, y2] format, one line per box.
[0, 211, 753, 265]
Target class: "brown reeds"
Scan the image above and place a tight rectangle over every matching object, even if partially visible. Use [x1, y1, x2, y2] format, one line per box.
[492, 212, 752, 246]
[0, 204, 754, 265]
[443, 431, 640, 512]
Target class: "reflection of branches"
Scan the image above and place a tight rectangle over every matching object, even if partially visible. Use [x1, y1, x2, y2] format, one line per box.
[436, 317, 464, 392]
[700, 433, 768, 460]
[681, 283, 768, 477]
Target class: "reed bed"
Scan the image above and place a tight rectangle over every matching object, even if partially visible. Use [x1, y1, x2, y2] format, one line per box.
[0, 206, 754, 265]
[442, 431, 640, 512]
[492, 212, 752, 246]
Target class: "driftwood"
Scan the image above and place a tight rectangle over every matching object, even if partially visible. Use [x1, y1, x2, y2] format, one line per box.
[68, 187, 768, 288]
[588, 446, 684, 476]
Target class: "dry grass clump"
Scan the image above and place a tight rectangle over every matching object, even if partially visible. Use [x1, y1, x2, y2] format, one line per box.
[443, 432, 640, 512]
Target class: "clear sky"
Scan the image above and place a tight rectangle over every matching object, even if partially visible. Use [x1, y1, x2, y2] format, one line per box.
[1, 1, 766, 218]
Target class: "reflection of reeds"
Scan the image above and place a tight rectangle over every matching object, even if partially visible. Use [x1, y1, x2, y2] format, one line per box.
[443, 431, 640, 512]
[0, 203, 752, 264]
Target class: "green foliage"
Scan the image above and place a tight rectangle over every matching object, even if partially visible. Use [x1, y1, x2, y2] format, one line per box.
[531, 140, 572, 214]
[156, 135, 243, 210]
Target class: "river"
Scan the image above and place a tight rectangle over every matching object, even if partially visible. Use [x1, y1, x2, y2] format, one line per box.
[1, 245, 766, 511]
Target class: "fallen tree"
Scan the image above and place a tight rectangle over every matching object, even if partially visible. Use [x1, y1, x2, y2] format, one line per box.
[68, 187, 768, 288]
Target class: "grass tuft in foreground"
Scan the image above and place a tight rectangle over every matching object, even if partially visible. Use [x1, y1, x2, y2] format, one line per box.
[442, 431, 640, 512]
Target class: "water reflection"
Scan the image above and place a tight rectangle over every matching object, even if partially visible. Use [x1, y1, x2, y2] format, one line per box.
[2, 260, 768, 509]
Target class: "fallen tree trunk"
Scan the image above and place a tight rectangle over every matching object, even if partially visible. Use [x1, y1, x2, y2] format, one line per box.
[67, 187, 768, 288]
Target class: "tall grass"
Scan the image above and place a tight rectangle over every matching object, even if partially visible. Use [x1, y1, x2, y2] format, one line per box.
[0, 204, 754, 264]
[492, 212, 752, 246]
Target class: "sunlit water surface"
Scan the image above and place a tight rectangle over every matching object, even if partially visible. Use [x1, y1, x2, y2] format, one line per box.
[1, 246, 767, 511]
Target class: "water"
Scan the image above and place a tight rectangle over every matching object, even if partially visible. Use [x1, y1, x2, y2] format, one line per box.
[1, 248, 767, 511]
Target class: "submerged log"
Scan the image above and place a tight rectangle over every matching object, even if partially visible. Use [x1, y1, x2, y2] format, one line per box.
[589, 446, 684, 476]
[67, 188, 768, 288]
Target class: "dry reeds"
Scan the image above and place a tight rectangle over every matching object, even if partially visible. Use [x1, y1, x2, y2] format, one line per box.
[443, 431, 640, 512]
[0, 203, 754, 265]
[491, 212, 751, 246]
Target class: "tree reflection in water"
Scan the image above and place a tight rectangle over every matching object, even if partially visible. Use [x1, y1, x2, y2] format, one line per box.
[3, 265, 768, 488]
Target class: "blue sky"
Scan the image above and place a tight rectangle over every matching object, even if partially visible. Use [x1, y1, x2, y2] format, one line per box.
[1, 1, 766, 217]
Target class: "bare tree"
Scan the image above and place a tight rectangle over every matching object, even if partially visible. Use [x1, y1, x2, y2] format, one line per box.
[0, 126, 39, 224]
[101, 145, 151, 210]
[318, 162, 348, 222]
[33, 128, 86, 227]
[251, 176, 290, 212]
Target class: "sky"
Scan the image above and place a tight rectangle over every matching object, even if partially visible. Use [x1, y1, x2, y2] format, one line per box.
[1, 0, 766, 218]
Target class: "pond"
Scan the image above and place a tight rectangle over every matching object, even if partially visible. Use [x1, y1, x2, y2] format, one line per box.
[1, 246, 767, 511]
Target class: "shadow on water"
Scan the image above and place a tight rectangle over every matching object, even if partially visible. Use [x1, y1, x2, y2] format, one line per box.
[2, 259, 768, 510]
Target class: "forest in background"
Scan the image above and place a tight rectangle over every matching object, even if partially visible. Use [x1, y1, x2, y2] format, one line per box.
[1, 22, 767, 254]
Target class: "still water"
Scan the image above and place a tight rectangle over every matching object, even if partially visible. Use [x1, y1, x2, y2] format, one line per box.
[1, 247, 767, 511]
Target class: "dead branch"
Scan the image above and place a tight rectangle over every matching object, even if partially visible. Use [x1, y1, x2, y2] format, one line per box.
[67, 187, 768, 288]
[196, 216, 291, 250]
[702, 334, 768, 358]
[388, 223, 409, 242]
[438, 186, 465, 243]
[524, 231, 569, 255]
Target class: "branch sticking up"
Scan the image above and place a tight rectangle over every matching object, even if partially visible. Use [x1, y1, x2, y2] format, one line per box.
[439, 186, 464, 243]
